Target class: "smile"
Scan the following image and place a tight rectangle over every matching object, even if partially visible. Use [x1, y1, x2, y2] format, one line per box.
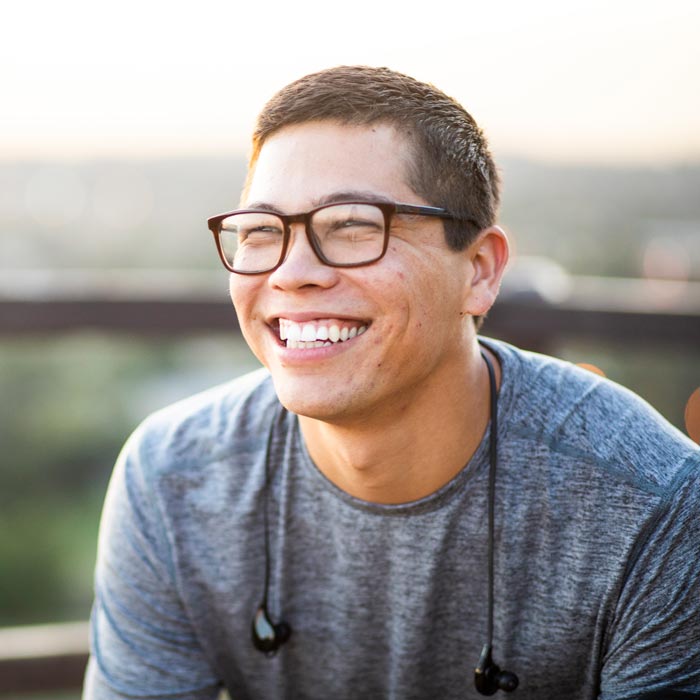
[277, 318, 369, 349]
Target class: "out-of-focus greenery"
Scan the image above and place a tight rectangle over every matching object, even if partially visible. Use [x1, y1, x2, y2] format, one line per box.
[0, 333, 260, 626]
[498, 160, 700, 279]
[556, 341, 698, 434]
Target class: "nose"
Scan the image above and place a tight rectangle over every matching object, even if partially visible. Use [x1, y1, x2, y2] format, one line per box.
[267, 224, 338, 291]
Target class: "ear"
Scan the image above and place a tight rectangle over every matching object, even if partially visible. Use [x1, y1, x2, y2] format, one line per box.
[463, 226, 510, 316]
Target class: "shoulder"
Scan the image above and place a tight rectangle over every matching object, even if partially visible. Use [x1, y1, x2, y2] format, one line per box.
[482, 337, 700, 497]
[121, 367, 280, 483]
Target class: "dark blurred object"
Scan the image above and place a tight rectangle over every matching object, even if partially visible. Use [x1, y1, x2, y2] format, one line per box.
[0, 622, 87, 695]
[489, 256, 700, 353]
[1, 266, 698, 354]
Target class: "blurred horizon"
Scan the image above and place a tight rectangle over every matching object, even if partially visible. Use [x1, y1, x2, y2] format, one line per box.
[3, 155, 699, 285]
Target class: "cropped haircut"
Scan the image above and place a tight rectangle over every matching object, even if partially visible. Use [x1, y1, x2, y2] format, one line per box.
[246, 65, 501, 251]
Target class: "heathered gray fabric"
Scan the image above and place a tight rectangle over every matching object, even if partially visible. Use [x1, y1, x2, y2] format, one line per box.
[84, 338, 700, 700]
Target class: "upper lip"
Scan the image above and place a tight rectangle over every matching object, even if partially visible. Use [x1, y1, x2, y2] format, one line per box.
[266, 311, 369, 324]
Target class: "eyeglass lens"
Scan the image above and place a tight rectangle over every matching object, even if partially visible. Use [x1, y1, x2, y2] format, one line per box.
[219, 203, 386, 272]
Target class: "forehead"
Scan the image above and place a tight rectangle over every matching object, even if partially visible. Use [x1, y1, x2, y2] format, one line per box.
[243, 121, 420, 210]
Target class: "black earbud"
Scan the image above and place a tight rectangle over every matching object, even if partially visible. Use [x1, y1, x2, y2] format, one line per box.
[474, 644, 519, 695]
[252, 603, 292, 655]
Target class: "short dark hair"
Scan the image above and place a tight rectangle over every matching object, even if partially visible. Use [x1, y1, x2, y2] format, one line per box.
[246, 65, 501, 251]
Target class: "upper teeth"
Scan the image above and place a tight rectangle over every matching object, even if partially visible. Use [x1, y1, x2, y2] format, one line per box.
[279, 319, 367, 347]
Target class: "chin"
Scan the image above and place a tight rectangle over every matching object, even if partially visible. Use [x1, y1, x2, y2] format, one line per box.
[278, 397, 341, 421]
[270, 377, 353, 422]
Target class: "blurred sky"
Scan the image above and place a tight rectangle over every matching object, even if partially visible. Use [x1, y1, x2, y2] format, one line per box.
[2, 0, 699, 165]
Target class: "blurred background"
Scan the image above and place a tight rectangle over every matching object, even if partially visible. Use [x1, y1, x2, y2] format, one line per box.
[1, 0, 699, 695]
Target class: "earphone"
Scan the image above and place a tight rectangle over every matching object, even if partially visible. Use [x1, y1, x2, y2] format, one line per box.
[252, 349, 519, 693]
[252, 603, 291, 655]
[473, 349, 519, 695]
[251, 416, 293, 655]
[474, 644, 519, 695]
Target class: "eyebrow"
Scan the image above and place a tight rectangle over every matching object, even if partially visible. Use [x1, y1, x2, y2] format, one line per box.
[315, 190, 392, 207]
[244, 190, 393, 214]
[243, 201, 286, 215]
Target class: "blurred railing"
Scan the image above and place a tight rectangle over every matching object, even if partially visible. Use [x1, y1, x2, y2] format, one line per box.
[0, 621, 88, 695]
[1, 267, 699, 349]
[0, 264, 698, 695]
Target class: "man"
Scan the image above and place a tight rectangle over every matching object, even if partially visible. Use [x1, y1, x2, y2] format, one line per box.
[84, 66, 700, 699]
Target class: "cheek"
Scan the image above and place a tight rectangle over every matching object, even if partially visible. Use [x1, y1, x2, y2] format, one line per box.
[229, 277, 255, 314]
[376, 276, 411, 324]
[228, 278, 265, 344]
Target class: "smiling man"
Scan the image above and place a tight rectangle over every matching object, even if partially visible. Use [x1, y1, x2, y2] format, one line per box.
[85, 67, 700, 699]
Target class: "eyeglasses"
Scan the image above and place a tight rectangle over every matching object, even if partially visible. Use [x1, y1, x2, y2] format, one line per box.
[207, 200, 476, 274]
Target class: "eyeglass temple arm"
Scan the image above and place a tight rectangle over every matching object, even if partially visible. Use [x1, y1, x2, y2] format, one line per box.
[395, 203, 481, 227]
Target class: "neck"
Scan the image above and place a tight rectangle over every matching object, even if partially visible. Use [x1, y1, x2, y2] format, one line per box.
[299, 343, 500, 504]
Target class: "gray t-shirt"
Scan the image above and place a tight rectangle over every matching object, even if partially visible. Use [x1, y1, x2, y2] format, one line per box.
[84, 338, 700, 699]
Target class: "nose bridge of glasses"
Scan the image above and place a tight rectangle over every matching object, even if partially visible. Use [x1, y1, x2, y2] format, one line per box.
[280, 212, 325, 266]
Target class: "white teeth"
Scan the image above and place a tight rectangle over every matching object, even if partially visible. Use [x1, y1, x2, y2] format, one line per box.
[279, 319, 369, 348]
[301, 324, 316, 342]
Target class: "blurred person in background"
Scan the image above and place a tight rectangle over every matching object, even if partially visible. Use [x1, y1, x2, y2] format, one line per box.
[84, 66, 700, 699]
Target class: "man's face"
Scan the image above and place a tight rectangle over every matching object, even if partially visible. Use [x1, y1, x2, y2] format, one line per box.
[229, 121, 474, 423]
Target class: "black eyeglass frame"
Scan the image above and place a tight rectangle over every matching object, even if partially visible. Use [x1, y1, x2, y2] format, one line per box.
[207, 200, 479, 274]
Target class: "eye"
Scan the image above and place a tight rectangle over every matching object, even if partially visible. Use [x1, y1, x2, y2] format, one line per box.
[341, 217, 378, 228]
[237, 226, 283, 249]
[330, 218, 383, 239]
[244, 224, 283, 237]
[221, 213, 284, 244]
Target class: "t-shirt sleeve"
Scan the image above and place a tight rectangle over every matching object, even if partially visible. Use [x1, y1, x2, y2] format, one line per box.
[83, 425, 222, 700]
[599, 457, 700, 700]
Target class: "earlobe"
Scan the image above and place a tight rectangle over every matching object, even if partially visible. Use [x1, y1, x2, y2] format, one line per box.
[463, 226, 510, 316]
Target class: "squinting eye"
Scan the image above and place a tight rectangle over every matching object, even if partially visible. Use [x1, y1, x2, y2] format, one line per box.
[327, 218, 382, 232]
[249, 225, 281, 235]
[244, 223, 283, 235]
[238, 225, 283, 245]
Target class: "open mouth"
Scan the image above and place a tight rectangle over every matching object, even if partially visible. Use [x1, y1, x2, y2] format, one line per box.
[274, 318, 369, 349]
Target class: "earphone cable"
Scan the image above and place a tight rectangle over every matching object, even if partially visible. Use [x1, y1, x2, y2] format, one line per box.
[482, 350, 498, 649]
